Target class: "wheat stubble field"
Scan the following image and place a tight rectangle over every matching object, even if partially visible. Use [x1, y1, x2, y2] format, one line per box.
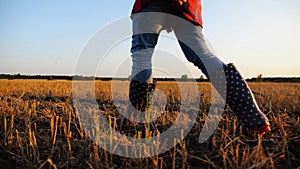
[0, 79, 299, 169]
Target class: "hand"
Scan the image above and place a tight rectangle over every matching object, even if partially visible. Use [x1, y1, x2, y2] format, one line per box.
[178, 0, 188, 6]
[166, 27, 173, 33]
[176, 0, 189, 12]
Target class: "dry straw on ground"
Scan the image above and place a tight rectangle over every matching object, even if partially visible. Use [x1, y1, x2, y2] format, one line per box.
[0, 79, 299, 169]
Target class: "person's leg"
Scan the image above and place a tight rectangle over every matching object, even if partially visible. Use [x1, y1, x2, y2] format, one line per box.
[131, 1, 170, 83]
[130, 12, 164, 111]
[173, 24, 270, 134]
[131, 34, 158, 84]
[173, 23, 225, 79]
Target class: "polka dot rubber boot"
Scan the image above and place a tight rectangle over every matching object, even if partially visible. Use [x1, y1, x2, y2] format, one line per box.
[224, 63, 271, 135]
[129, 80, 156, 112]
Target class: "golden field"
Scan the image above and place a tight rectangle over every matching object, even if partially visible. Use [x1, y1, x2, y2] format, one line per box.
[0, 79, 299, 169]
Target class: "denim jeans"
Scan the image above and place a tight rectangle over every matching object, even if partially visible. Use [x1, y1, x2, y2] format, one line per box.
[131, 5, 225, 83]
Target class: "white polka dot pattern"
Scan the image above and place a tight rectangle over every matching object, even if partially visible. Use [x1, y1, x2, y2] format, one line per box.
[222, 63, 269, 130]
[129, 80, 156, 111]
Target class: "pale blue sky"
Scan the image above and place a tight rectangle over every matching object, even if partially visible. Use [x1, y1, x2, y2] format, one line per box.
[1, 0, 299, 78]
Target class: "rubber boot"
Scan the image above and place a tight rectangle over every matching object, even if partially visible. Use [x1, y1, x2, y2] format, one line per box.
[214, 63, 271, 134]
[129, 80, 156, 112]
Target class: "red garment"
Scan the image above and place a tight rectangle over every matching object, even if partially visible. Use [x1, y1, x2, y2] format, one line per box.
[131, 0, 203, 27]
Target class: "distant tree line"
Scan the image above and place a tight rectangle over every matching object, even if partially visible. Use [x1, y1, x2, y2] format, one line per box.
[246, 77, 300, 83]
[0, 74, 299, 83]
[0, 74, 111, 81]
